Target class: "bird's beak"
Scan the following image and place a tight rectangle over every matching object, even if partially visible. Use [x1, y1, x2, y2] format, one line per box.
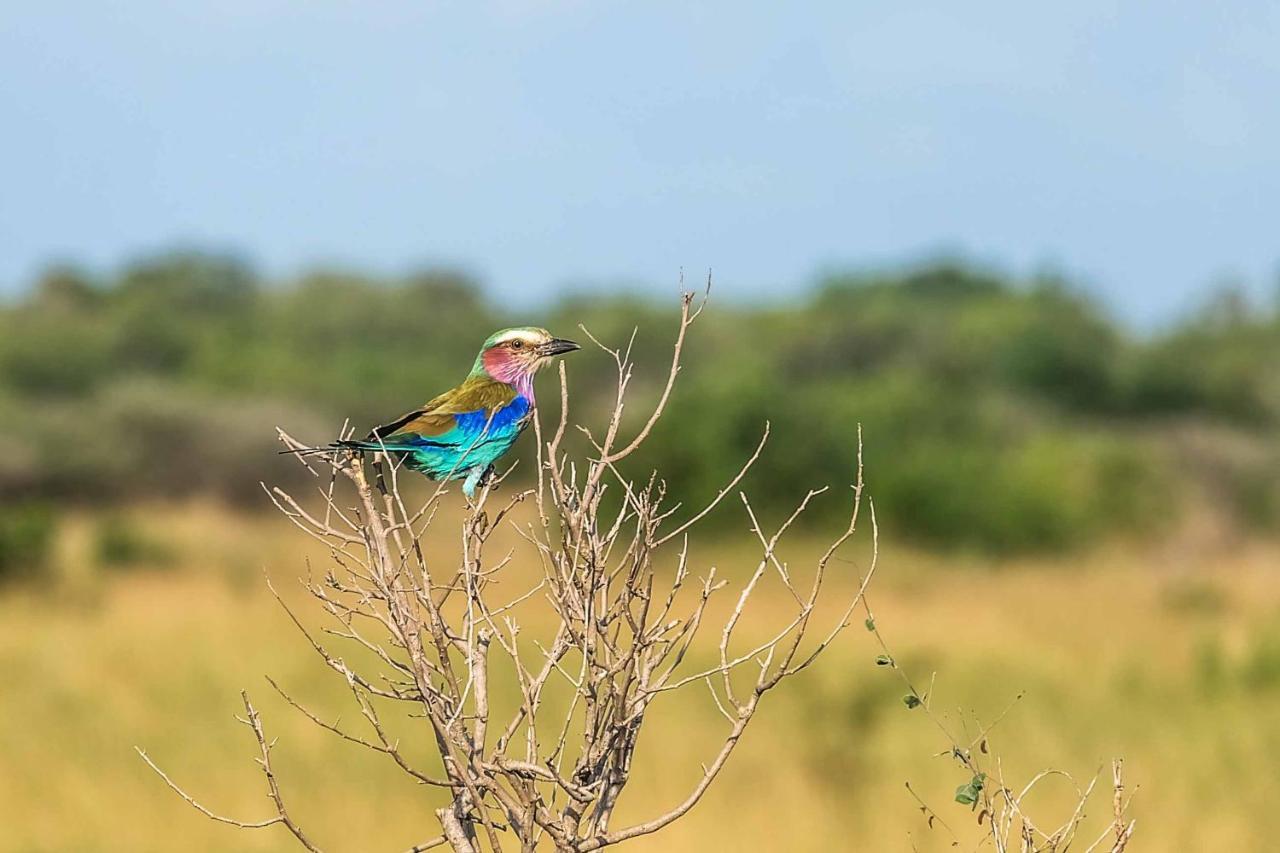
[538, 338, 581, 357]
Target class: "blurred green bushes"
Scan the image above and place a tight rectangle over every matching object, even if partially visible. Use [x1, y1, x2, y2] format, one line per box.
[0, 502, 56, 583]
[2, 252, 1278, 551]
[93, 515, 175, 570]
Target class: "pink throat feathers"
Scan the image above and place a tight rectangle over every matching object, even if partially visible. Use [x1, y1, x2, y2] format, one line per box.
[482, 348, 537, 402]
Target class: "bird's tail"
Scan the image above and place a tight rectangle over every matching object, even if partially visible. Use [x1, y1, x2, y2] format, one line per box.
[278, 439, 412, 457]
[277, 444, 338, 458]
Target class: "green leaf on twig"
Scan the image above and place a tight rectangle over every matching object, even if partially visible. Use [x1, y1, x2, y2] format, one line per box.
[902, 693, 922, 709]
[874, 654, 894, 667]
[864, 617, 875, 631]
[954, 772, 986, 809]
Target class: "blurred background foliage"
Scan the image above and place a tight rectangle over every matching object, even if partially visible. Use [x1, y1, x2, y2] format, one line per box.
[1, 250, 1277, 555]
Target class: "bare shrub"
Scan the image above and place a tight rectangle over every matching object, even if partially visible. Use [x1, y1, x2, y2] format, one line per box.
[138, 283, 874, 850]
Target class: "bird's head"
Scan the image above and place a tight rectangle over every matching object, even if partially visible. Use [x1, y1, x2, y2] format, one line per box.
[471, 327, 580, 396]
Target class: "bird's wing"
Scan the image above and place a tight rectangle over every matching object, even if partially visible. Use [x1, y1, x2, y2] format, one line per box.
[370, 405, 455, 442]
[370, 379, 518, 446]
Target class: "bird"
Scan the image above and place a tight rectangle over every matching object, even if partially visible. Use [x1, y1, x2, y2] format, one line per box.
[297, 327, 580, 499]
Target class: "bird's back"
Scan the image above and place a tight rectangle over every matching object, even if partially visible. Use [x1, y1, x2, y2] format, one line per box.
[369, 376, 532, 481]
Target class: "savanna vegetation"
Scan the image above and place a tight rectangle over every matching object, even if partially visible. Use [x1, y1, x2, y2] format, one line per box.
[2, 253, 1278, 562]
[1, 254, 1279, 849]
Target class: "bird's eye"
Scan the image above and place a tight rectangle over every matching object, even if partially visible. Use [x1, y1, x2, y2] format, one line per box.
[510, 340, 523, 349]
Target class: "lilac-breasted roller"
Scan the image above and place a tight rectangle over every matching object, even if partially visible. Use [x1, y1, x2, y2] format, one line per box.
[313, 328, 579, 498]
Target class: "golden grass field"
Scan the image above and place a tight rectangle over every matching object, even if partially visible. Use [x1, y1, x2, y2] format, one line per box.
[2, 503, 1278, 852]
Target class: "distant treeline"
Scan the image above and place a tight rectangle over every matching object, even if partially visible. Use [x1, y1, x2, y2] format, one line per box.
[2, 253, 1277, 551]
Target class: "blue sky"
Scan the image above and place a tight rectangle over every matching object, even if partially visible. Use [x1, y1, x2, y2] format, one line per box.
[2, 2, 1277, 324]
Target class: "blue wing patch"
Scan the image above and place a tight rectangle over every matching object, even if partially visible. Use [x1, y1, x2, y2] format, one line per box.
[378, 396, 532, 482]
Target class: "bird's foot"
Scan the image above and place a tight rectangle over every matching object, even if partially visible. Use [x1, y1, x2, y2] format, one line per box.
[462, 465, 498, 511]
